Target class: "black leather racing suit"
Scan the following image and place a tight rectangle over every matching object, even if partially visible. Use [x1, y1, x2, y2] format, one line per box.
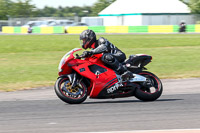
[91, 37, 127, 74]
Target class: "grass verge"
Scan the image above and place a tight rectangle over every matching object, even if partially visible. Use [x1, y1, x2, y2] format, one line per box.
[0, 34, 200, 91]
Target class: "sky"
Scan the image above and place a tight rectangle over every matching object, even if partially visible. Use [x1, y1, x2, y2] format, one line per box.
[30, 0, 98, 9]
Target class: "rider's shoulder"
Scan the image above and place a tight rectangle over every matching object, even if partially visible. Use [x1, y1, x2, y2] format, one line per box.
[98, 37, 107, 44]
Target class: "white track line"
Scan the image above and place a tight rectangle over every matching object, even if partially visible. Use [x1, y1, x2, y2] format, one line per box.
[75, 129, 200, 133]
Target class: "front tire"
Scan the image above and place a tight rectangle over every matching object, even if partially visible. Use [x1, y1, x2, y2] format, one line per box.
[135, 71, 163, 101]
[54, 77, 87, 104]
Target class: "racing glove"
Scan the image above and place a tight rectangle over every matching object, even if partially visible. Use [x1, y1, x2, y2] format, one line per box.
[82, 51, 93, 57]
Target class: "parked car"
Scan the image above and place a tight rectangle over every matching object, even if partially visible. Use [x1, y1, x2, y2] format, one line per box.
[51, 20, 76, 33]
[53, 20, 75, 26]
[48, 20, 88, 33]
[22, 20, 58, 33]
[22, 20, 88, 33]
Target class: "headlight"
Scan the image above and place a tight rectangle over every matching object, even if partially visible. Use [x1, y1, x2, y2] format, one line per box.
[59, 68, 63, 72]
[58, 55, 70, 71]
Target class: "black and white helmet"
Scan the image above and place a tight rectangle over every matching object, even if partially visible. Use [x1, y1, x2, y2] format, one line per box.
[80, 29, 96, 49]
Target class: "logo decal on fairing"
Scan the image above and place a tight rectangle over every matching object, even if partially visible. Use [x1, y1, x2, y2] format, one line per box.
[107, 83, 123, 94]
[79, 68, 85, 72]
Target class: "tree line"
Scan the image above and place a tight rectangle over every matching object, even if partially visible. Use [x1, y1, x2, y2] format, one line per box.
[0, 0, 116, 20]
[180, 0, 200, 14]
[1, 0, 200, 20]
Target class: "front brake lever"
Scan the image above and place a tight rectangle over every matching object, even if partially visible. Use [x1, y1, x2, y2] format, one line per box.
[75, 54, 81, 59]
[76, 54, 85, 59]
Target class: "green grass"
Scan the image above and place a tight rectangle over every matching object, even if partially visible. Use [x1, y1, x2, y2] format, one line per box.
[0, 34, 200, 91]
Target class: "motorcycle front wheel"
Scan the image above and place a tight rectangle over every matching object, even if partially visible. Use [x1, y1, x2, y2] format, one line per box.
[54, 77, 87, 104]
[134, 71, 163, 101]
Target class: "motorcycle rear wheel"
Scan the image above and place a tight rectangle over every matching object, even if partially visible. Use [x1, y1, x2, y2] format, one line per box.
[55, 77, 87, 104]
[134, 71, 163, 101]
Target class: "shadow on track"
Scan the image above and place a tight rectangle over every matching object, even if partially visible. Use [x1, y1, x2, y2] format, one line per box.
[82, 98, 183, 104]
[157, 98, 183, 102]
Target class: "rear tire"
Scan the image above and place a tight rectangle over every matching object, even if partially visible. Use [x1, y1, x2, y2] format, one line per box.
[135, 71, 163, 101]
[54, 77, 87, 104]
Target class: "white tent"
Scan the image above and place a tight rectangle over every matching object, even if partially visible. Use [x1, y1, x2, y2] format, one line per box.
[98, 0, 192, 26]
[99, 0, 190, 15]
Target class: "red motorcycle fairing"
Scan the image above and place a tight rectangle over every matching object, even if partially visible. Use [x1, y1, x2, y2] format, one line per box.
[57, 49, 138, 99]
[58, 48, 82, 76]
[69, 54, 118, 98]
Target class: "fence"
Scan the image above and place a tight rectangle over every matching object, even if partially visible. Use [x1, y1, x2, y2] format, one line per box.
[2, 24, 200, 34]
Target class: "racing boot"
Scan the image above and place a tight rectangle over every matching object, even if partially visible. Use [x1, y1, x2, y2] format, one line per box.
[121, 71, 134, 81]
[116, 64, 134, 81]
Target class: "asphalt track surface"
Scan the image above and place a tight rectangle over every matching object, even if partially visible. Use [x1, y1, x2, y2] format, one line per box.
[0, 78, 200, 133]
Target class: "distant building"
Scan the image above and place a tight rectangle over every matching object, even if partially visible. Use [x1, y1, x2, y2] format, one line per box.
[98, 0, 199, 26]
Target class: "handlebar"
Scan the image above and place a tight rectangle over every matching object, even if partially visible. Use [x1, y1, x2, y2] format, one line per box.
[75, 54, 85, 59]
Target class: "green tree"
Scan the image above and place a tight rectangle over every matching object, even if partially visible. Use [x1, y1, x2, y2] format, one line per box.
[0, 0, 116, 20]
[40, 6, 57, 17]
[189, 0, 200, 13]
[90, 0, 116, 16]
[180, 0, 200, 13]
[0, 0, 13, 20]
[0, 0, 37, 19]
[10, 0, 37, 17]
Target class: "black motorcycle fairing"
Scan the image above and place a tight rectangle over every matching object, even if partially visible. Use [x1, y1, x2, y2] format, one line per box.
[124, 54, 152, 73]
[88, 64, 107, 75]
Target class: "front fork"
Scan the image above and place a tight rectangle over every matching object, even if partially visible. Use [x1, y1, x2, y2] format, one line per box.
[59, 73, 81, 89]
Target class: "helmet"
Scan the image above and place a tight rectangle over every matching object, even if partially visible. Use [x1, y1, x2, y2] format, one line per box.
[80, 29, 96, 49]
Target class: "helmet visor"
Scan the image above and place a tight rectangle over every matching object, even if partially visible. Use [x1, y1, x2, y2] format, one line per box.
[80, 39, 87, 49]
[80, 39, 85, 48]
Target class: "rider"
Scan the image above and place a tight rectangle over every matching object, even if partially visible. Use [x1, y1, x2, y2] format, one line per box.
[79, 29, 133, 80]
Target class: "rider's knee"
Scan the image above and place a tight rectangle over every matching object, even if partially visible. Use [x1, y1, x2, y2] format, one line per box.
[102, 53, 115, 63]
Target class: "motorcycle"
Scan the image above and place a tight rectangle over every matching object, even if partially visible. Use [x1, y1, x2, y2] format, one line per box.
[54, 48, 163, 104]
